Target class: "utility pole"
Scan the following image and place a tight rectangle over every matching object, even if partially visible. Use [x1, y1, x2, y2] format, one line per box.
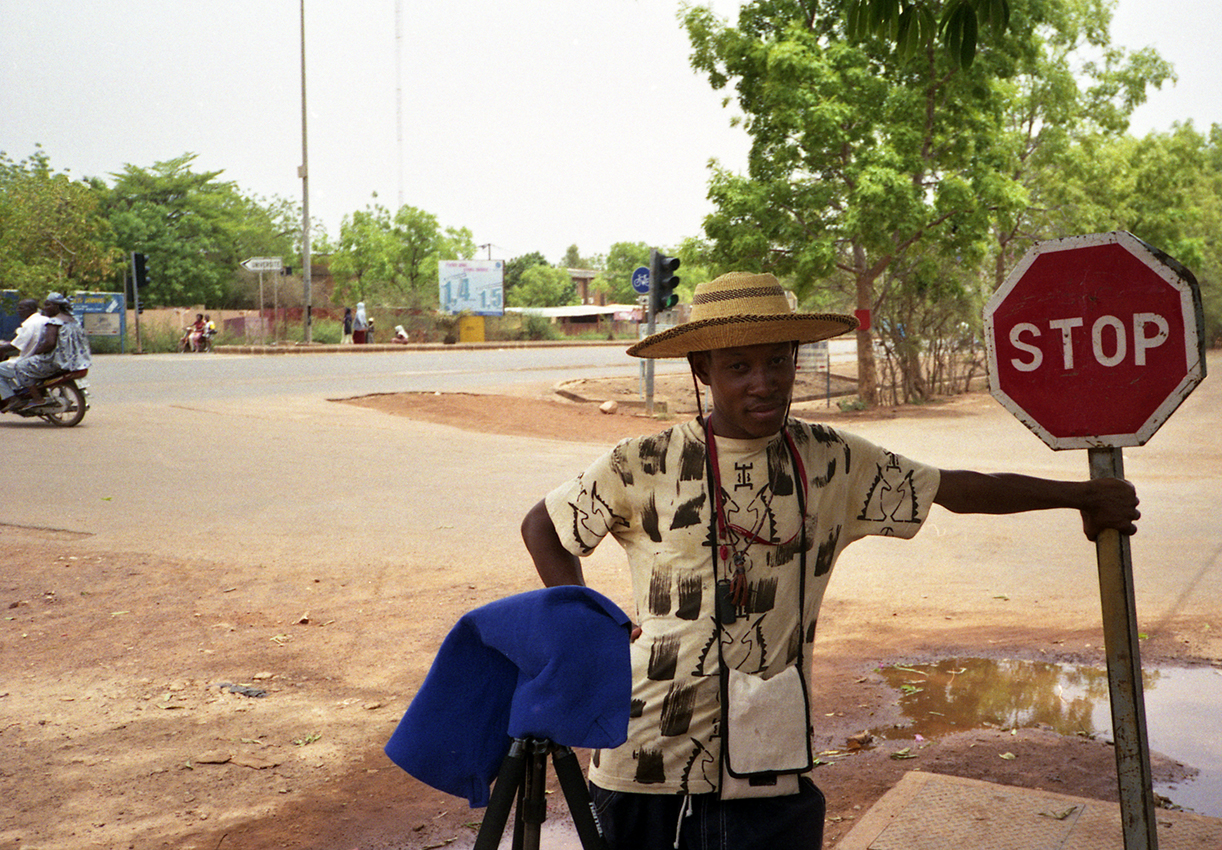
[299, 0, 313, 343]
[395, 0, 405, 210]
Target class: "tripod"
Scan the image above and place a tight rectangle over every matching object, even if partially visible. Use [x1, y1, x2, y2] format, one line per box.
[473, 737, 610, 850]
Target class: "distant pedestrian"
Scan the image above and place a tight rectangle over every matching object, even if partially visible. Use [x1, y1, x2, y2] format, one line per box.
[342, 307, 354, 344]
[353, 302, 368, 344]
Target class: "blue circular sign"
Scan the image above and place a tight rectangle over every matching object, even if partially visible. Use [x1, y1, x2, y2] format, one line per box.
[632, 266, 651, 294]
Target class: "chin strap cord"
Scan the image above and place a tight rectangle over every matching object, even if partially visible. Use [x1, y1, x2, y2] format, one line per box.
[673, 794, 694, 849]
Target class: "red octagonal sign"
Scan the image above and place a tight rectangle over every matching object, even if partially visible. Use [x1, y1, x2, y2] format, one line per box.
[985, 231, 1207, 450]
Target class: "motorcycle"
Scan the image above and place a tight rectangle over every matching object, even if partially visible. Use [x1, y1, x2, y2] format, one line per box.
[178, 326, 215, 353]
[1, 369, 90, 427]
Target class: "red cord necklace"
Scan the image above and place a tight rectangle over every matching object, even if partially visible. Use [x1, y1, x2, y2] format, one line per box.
[704, 415, 809, 608]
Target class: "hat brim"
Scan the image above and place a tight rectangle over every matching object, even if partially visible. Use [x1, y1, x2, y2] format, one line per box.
[627, 313, 858, 359]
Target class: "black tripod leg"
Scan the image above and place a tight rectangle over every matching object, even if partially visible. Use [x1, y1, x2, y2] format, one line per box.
[515, 739, 550, 850]
[474, 740, 527, 850]
[551, 746, 611, 850]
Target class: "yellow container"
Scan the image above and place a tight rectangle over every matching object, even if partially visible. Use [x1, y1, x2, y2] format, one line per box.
[457, 315, 485, 343]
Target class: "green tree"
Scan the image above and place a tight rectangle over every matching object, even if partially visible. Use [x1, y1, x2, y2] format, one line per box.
[686, 2, 1004, 403]
[560, 244, 595, 269]
[96, 154, 262, 306]
[330, 202, 474, 308]
[330, 205, 396, 304]
[504, 252, 550, 300]
[257, 194, 333, 262]
[388, 205, 475, 306]
[508, 265, 577, 307]
[388, 205, 442, 299]
[984, 0, 1173, 287]
[593, 242, 651, 303]
[846, 0, 1011, 68]
[684, 0, 1172, 405]
[1192, 125, 1222, 346]
[0, 147, 120, 293]
[1083, 123, 1222, 347]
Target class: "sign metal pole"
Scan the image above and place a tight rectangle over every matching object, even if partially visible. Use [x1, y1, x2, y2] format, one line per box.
[259, 271, 265, 345]
[1090, 446, 1159, 849]
[645, 251, 657, 417]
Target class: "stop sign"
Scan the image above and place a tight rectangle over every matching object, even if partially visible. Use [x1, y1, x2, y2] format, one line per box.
[985, 231, 1206, 450]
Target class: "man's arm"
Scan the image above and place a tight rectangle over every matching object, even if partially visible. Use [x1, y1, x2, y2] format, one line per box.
[30, 323, 58, 356]
[521, 498, 585, 587]
[934, 470, 1140, 541]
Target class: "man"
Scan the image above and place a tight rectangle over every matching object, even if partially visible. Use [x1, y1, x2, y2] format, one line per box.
[0, 298, 50, 361]
[0, 292, 92, 411]
[520, 271, 1138, 850]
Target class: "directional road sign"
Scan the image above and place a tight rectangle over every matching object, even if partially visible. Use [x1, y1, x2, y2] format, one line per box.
[241, 257, 283, 273]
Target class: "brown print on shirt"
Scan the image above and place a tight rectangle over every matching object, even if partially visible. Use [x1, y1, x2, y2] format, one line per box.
[638, 430, 672, 476]
[647, 634, 680, 680]
[813, 527, 841, 577]
[568, 480, 629, 553]
[675, 573, 702, 620]
[749, 576, 778, 613]
[641, 492, 662, 542]
[766, 439, 795, 498]
[659, 681, 698, 736]
[678, 436, 705, 481]
[670, 492, 706, 531]
[634, 747, 667, 785]
[648, 566, 672, 615]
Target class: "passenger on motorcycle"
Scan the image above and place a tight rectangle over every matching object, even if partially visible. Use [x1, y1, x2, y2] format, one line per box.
[0, 293, 92, 412]
[189, 314, 206, 352]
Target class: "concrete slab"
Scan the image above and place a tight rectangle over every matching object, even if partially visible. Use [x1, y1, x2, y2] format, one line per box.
[835, 772, 1222, 850]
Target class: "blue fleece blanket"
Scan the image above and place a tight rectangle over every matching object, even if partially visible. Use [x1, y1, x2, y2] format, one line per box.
[385, 586, 632, 807]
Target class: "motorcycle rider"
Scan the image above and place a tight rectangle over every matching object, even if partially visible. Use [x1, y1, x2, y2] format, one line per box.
[0, 292, 91, 412]
[0, 298, 49, 361]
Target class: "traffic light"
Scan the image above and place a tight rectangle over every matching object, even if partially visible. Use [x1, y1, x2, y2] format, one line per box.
[650, 250, 680, 313]
[132, 252, 148, 289]
[131, 252, 149, 313]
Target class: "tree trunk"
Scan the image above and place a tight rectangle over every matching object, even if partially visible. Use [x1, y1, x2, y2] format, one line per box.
[854, 247, 878, 407]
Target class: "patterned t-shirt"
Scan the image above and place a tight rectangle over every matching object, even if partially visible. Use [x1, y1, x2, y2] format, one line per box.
[544, 416, 939, 795]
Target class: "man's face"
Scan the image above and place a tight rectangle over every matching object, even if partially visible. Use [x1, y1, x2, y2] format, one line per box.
[691, 341, 797, 439]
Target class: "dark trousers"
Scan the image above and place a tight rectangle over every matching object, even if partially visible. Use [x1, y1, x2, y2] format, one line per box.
[589, 778, 825, 850]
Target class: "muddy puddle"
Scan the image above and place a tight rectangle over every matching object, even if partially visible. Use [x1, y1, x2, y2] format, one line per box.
[873, 657, 1222, 817]
[451, 657, 1221, 848]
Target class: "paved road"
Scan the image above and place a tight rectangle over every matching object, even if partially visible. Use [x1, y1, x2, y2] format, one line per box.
[4, 348, 1219, 650]
[88, 337, 860, 405]
[89, 345, 689, 405]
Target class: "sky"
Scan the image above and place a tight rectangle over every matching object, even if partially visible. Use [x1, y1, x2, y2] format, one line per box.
[2, 0, 1219, 266]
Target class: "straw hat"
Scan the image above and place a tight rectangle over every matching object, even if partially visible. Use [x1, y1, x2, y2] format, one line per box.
[627, 271, 857, 359]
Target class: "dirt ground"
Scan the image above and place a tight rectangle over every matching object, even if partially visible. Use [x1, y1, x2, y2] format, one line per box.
[0, 371, 1203, 850]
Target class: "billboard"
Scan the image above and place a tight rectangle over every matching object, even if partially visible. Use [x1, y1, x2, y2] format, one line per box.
[439, 260, 504, 316]
[72, 291, 126, 337]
